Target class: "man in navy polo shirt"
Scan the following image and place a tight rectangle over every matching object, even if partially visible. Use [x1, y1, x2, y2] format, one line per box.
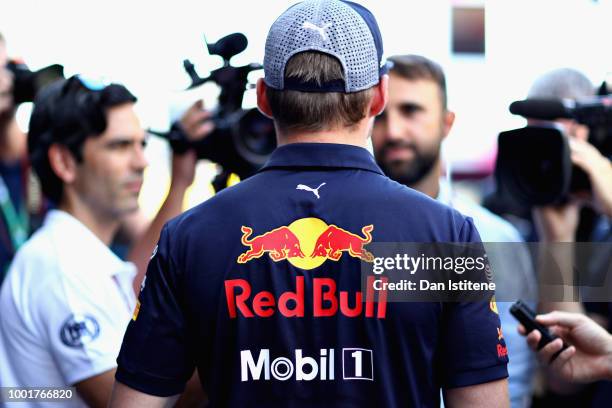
[111, 1, 509, 407]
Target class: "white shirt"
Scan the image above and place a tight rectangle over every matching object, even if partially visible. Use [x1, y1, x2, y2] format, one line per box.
[0, 210, 136, 407]
[437, 181, 537, 408]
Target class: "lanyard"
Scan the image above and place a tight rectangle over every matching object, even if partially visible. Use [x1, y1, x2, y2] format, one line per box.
[0, 175, 28, 251]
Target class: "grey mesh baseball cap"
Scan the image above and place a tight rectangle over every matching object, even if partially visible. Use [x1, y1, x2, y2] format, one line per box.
[264, 0, 388, 93]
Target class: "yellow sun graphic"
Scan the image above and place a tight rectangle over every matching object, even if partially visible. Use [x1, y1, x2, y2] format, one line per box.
[286, 217, 328, 270]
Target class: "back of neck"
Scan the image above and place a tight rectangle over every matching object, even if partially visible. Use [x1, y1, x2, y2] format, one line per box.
[277, 121, 371, 148]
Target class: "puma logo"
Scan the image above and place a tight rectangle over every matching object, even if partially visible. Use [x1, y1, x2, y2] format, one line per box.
[296, 182, 326, 199]
[302, 21, 332, 41]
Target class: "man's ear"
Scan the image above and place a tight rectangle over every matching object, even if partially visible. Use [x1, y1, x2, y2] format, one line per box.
[442, 110, 456, 140]
[369, 74, 388, 117]
[48, 144, 78, 184]
[256, 78, 274, 119]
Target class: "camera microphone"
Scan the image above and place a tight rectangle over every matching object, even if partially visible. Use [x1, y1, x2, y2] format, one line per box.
[509, 99, 573, 120]
[207, 33, 248, 63]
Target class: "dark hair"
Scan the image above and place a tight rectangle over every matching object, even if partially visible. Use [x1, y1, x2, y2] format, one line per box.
[28, 76, 137, 203]
[265, 52, 374, 134]
[388, 55, 448, 110]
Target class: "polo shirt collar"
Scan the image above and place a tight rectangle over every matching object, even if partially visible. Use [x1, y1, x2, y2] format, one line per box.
[44, 210, 135, 280]
[259, 143, 384, 175]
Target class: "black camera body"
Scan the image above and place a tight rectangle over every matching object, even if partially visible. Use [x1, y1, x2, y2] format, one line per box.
[161, 33, 276, 183]
[495, 96, 612, 206]
[6, 61, 64, 105]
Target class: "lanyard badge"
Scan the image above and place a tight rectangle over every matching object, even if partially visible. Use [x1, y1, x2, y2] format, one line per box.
[0, 176, 29, 251]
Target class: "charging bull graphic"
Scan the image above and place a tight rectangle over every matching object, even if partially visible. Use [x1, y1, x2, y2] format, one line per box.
[237, 218, 374, 269]
[310, 225, 374, 262]
[237, 226, 305, 263]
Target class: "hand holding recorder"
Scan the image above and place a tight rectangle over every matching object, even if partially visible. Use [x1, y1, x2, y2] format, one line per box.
[515, 306, 612, 383]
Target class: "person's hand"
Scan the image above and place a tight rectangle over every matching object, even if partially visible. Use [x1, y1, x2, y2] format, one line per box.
[169, 100, 215, 190]
[179, 100, 214, 143]
[533, 203, 580, 242]
[519, 311, 612, 383]
[569, 138, 612, 217]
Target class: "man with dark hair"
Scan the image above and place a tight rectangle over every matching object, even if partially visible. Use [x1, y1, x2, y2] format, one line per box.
[372, 54, 538, 407]
[0, 73, 212, 406]
[111, 1, 509, 407]
[372, 55, 449, 196]
[28, 77, 142, 209]
[0, 76, 152, 407]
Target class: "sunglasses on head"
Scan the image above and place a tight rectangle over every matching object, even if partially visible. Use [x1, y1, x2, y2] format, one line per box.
[61, 74, 109, 96]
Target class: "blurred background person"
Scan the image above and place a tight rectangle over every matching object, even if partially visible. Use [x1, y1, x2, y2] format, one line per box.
[0, 32, 215, 289]
[527, 69, 609, 250]
[0, 76, 145, 407]
[372, 54, 537, 408]
[0, 33, 48, 280]
[0, 76, 209, 407]
[523, 69, 612, 407]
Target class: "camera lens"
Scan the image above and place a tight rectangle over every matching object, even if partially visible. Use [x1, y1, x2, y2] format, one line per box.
[234, 108, 276, 166]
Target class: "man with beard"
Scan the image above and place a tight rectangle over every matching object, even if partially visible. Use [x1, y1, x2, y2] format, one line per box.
[372, 54, 537, 408]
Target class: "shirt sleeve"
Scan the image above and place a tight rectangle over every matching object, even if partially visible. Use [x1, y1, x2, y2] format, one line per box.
[438, 217, 509, 389]
[38, 272, 126, 385]
[115, 223, 195, 397]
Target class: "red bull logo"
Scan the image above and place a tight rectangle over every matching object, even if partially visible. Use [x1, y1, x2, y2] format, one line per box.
[237, 218, 374, 269]
[229, 218, 385, 320]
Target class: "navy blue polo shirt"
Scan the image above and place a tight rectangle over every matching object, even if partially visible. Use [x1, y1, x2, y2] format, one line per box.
[116, 143, 508, 407]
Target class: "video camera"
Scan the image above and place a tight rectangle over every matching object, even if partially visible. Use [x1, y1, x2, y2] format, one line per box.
[154, 33, 276, 187]
[6, 60, 64, 105]
[495, 93, 612, 206]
